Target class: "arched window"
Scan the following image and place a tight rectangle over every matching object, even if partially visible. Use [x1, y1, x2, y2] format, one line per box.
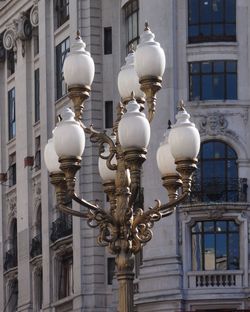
[4, 218, 18, 271]
[193, 140, 239, 202]
[192, 220, 239, 271]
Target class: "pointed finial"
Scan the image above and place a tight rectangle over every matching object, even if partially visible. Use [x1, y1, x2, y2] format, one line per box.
[168, 120, 172, 129]
[177, 99, 185, 111]
[76, 30, 81, 39]
[129, 43, 135, 53]
[144, 21, 150, 31]
[131, 91, 135, 100]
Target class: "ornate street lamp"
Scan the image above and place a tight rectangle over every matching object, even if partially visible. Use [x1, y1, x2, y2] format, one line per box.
[44, 25, 200, 312]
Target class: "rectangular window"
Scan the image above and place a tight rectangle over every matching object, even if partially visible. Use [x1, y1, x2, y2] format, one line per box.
[34, 68, 40, 122]
[35, 136, 41, 171]
[105, 101, 113, 129]
[9, 153, 16, 187]
[107, 258, 115, 285]
[188, 0, 236, 43]
[56, 37, 70, 100]
[124, 0, 139, 51]
[56, 0, 69, 28]
[58, 254, 73, 299]
[189, 60, 237, 101]
[104, 27, 112, 55]
[8, 87, 16, 140]
[7, 50, 15, 77]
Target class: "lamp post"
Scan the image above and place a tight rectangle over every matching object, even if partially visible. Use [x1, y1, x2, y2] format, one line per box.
[44, 25, 200, 312]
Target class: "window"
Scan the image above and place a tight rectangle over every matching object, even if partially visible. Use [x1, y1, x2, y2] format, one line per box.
[7, 50, 15, 77]
[105, 101, 113, 129]
[9, 153, 16, 187]
[189, 60, 237, 101]
[7, 278, 18, 312]
[188, 0, 236, 43]
[104, 27, 112, 55]
[58, 254, 73, 299]
[194, 141, 238, 202]
[192, 220, 239, 271]
[56, 37, 70, 99]
[107, 257, 115, 285]
[35, 136, 41, 171]
[34, 68, 40, 122]
[55, 0, 69, 28]
[124, 0, 139, 51]
[8, 87, 16, 140]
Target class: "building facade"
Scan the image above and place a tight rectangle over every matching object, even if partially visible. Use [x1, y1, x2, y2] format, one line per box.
[0, 0, 250, 311]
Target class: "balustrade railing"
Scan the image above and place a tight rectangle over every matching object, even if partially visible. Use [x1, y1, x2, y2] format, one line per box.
[50, 216, 72, 242]
[189, 177, 247, 203]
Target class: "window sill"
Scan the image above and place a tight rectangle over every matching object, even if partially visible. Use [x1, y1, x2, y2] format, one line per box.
[52, 294, 74, 308]
[187, 41, 238, 49]
[186, 100, 250, 109]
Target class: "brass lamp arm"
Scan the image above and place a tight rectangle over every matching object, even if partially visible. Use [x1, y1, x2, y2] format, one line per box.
[82, 123, 117, 171]
[69, 191, 99, 211]
[159, 192, 188, 216]
[57, 202, 89, 218]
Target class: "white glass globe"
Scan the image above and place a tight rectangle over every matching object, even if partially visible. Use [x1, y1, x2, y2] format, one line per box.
[53, 108, 85, 158]
[169, 106, 200, 161]
[156, 130, 177, 177]
[135, 25, 166, 79]
[63, 34, 95, 87]
[118, 50, 144, 100]
[118, 98, 150, 149]
[44, 137, 61, 173]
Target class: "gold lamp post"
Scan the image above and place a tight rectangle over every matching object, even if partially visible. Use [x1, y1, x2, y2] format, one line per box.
[44, 25, 200, 312]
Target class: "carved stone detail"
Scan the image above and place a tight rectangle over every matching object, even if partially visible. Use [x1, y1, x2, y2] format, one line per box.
[30, 1, 39, 27]
[196, 111, 238, 140]
[206, 208, 226, 219]
[6, 190, 17, 219]
[3, 11, 32, 58]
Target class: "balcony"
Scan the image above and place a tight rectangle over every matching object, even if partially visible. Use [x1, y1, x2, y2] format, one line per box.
[30, 234, 42, 258]
[188, 270, 243, 289]
[189, 178, 247, 203]
[4, 249, 17, 271]
[50, 216, 72, 242]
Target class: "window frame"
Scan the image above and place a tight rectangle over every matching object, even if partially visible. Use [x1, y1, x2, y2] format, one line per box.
[34, 68, 40, 122]
[188, 0, 236, 44]
[8, 87, 16, 140]
[189, 60, 237, 101]
[104, 27, 112, 55]
[55, 0, 69, 29]
[104, 101, 113, 129]
[56, 37, 70, 100]
[191, 219, 240, 271]
[124, 0, 139, 51]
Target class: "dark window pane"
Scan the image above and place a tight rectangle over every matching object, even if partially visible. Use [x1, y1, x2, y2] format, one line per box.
[214, 61, 224, 72]
[201, 62, 212, 73]
[202, 142, 214, 159]
[104, 27, 112, 55]
[124, 0, 139, 51]
[225, 0, 236, 23]
[56, 38, 70, 100]
[216, 221, 227, 232]
[105, 101, 113, 128]
[204, 221, 214, 232]
[8, 88, 16, 140]
[188, 0, 236, 43]
[228, 233, 239, 269]
[189, 0, 199, 23]
[226, 74, 237, 99]
[201, 75, 213, 100]
[213, 141, 225, 158]
[213, 75, 224, 99]
[189, 60, 237, 101]
[200, 0, 212, 23]
[56, 0, 69, 28]
[34, 69, 40, 122]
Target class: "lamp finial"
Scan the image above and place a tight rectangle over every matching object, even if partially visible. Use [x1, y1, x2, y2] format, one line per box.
[76, 30, 81, 39]
[144, 21, 150, 31]
[177, 99, 185, 111]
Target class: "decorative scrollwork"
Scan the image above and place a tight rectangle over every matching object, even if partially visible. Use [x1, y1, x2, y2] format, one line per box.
[84, 124, 117, 171]
[30, 1, 39, 27]
[3, 27, 16, 50]
[131, 200, 162, 253]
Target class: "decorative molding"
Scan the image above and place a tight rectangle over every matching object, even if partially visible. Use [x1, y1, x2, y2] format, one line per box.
[196, 111, 239, 140]
[3, 11, 33, 58]
[30, 0, 39, 27]
[0, 34, 6, 62]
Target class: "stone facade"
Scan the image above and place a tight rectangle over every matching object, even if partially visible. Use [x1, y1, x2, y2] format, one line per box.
[0, 0, 250, 311]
